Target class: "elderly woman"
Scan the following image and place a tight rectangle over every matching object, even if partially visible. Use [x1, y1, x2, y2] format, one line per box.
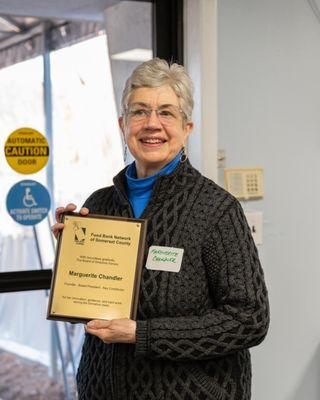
[53, 58, 269, 400]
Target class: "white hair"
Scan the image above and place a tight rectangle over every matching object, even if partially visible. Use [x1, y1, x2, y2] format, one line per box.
[121, 58, 194, 122]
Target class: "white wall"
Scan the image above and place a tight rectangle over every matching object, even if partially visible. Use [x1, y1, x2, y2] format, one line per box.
[184, 0, 218, 181]
[218, 1, 320, 399]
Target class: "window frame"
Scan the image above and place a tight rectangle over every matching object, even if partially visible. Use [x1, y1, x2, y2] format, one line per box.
[0, 0, 184, 293]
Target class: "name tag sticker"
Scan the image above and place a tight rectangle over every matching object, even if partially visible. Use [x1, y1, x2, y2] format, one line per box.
[146, 246, 184, 272]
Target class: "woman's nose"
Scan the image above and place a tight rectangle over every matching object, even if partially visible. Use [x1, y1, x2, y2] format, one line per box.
[144, 109, 162, 129]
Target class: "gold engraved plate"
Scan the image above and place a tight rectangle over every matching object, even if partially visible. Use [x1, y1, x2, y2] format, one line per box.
[47, 213, 147, 323]
[146, 246, 184, 272]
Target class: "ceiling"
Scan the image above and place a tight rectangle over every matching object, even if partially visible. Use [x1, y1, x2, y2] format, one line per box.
[0, 0, 120, 22]
[1, 0, 320, 24]
[0, 0, 123, 52]
[0, 0, 151, 67]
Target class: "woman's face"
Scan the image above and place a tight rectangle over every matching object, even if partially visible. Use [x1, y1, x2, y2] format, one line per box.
[119, 85, 193, 175]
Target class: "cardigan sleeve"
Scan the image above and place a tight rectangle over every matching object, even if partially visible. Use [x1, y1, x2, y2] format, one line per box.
[135, 200, 270, 361]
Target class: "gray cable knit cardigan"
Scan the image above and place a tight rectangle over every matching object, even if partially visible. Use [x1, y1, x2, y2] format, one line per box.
[76, 160, 269, 400]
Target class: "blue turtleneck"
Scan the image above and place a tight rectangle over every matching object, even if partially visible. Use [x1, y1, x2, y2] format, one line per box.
[125, 152, 181, 218]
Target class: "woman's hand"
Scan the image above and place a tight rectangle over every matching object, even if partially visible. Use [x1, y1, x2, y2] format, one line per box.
[85, 319, 137, 344]
[51, 203, 89, 239]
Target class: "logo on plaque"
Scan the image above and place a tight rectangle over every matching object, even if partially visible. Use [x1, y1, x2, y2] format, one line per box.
[73, 221, 86, 245]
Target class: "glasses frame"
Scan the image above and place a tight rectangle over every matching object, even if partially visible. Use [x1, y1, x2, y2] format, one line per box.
[124, 102, 187, 125]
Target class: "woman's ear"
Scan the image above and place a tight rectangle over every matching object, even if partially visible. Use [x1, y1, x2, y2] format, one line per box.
[118, 116, 125, 136]
[183, 121, 194, 141]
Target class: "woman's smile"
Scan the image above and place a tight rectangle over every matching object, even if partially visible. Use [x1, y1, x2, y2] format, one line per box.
[139, 136, 167, 147]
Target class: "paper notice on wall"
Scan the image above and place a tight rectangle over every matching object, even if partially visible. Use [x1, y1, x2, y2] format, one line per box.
[244, 211, 263, 246]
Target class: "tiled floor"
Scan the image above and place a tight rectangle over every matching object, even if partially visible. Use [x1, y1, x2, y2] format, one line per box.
[0, 350, 73, 400]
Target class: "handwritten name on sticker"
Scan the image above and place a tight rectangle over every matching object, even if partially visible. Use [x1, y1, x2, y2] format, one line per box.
[146, 246, 184, 273]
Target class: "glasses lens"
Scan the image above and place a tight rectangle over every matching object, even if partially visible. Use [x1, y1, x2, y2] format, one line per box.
[128, 107, 148, 122]
[157, 106, 180, 124]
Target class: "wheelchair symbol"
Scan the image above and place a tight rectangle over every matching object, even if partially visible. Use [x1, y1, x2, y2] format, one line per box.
[23, 187, 37, 208]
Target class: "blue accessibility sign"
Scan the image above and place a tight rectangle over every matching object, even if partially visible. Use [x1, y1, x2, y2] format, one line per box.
[6, 180, 51, 226]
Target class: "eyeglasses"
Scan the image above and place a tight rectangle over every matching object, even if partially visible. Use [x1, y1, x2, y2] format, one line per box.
[126, 103, 184, 125]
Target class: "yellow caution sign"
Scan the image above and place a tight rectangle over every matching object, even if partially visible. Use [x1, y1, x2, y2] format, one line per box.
[4, 127, 49, 174]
